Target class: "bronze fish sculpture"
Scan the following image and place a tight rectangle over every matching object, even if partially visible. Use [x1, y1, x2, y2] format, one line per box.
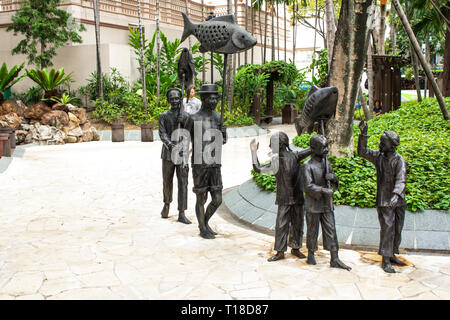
[181, 12, 257, 54]
[294, 85, 338, 135]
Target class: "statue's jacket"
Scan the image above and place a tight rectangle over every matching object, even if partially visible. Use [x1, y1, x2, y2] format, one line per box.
[300, 157, 338, 213]
[158, 109, 190, 162]
[357, 134, 407, 207]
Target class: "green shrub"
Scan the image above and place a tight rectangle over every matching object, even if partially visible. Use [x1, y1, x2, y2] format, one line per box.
[252, 98, 450, 212]
[12, 86, 42, 106]
[92, 99, 122, 124]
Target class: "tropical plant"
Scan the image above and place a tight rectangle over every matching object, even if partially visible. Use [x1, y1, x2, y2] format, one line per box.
[6, 0, 86, 69]
[48, 92, 79, 105]
[0, 62, 26, 102]
[78, 68, 129, 104]
[11, 86, 42, 106]
[26, 67, 73, 97]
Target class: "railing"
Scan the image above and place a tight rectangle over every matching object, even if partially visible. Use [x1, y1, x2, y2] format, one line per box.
[0, 0, 291, 45]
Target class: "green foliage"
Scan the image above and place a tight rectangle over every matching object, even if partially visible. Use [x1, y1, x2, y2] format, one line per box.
[11, 86, 42, 106]
[92, 100, 122, 124]
[0, 62, 26, 100]
[48, 92, 79, 105]
[6, 0, 86, 68]
[303, 48, 328, 86]
[253, 99, 450, 212]
[78, 68, 129, 103]
[251, 169, 276, 193]
[26, 67, 73, 92]
[234, 61, 304, 116]
[223, 108, 254, 127]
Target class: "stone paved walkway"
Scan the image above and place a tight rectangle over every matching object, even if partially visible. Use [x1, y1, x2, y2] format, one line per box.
[0, 125, 449, 299]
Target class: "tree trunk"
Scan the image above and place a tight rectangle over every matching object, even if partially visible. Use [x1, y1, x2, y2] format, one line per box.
[392, 0, 449, 120]
[263, 1, 268, 63]
[327, 0, 375, 157]
[137, 0, 148, 112]
[389, 9, 397, 54]
[325, 0, 337, 69]
[425, 39, 430, 98]
[245, 0, 248, 65]
[235, 0, 239, 70]
[367, 42, 375, 112]
[251, 2, 255, 64]
[284, 2, 287, 62]
[359, 86, 371, 121]
[405, 1, 422, 102]
[271, 2, 275, 61]
[379, 2, 386, 54]
[442, 3, 450, 96]
[259, 5, 263, 62]
[276, 2, 280, 61]
[93, 0, 103, 99]
[156, 1, 161, 98]
[292, 1, 297, 63]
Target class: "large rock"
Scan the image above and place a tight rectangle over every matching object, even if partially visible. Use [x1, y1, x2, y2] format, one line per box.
[0, 112, 21, 129]
[80, 121, 91, 131]
[64, 135, 78, 143]
[31, 123, 65, 145]
[40, 110, 69, 129]
[24, 102, 52, 120]
[90, 126, 100, 141]
[15, 129, 29, 145]
[81, 130, 93, 142]
[0, 99, 27, 117]
[68, 112, 80, 129]
[71, 107, 87, 124]
[68, 126, 83, 137]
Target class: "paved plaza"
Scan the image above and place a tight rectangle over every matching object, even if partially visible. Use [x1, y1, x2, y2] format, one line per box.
[0, 124, 449, 300]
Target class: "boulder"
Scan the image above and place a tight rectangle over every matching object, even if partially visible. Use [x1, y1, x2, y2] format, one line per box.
[20, 123, 33, 131]
[15, 129, 29, 145]
[81, 130, 93, 142]
[71, 107, 87, 124]
[0, 112, 22, 129]
[68, 126, 83, 137]
[0, 99, 27, 117]
[90, 127, 100, 141]
[40, 110, 69, 129]
[31, 123, 65, 145]
[64, 135, 78, 143]
[80, 121, 92, 131]
[52, 103, 69, 112]
[24, 102, 51, 120]
[68, 112, 80, 129]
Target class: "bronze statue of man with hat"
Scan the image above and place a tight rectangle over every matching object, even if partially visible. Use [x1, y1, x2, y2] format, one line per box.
[358, 121, 407, 273]
[185, 84, 227, 239]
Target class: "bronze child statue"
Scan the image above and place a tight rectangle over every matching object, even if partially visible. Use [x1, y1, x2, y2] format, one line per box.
[250, 132, 311, 262]
[185, 84, 227, 239]
[300, 134, 351, 271]
[358, 121, 407, 273]
[158, 88, 191, 224]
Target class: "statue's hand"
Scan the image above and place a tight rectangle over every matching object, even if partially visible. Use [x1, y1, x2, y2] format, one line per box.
[359, 120, 368, 134]
[389, 194, 399, 208]
[322, 188, 333, 198]
[250, 139, 259, 152]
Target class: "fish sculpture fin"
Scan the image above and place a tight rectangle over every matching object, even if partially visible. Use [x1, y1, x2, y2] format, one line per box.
[181, 12, 196, 43]
[210, 14, 236, 24]
[307, 85, 319, 98]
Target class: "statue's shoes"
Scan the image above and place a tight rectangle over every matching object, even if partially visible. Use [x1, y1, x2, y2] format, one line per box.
[382, 263, 396, 273]
[291, 249, 306, 259]
[390, 256, 406, 266]
[267, 252, 285, 262]
[330, 259, 352, 271]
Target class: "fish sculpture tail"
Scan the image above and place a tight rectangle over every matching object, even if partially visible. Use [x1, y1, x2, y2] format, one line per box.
[181, 12, 196, 43]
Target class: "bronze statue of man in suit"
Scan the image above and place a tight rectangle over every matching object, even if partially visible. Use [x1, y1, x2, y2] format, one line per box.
[358, 121, 407, 273]
[158, 88, 191, 224]
[300, 134, 351, 271]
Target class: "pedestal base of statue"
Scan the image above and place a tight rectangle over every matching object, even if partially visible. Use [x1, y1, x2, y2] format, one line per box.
[141, 123, 154, 142]
[282, 104, 298, 124]
[111, 124, 125, 142]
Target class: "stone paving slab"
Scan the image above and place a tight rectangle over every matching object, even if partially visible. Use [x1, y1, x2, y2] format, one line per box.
[224, 179, 450, 251]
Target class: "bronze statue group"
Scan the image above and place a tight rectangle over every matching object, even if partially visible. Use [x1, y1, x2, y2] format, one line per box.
[158, 84, 407, 274]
